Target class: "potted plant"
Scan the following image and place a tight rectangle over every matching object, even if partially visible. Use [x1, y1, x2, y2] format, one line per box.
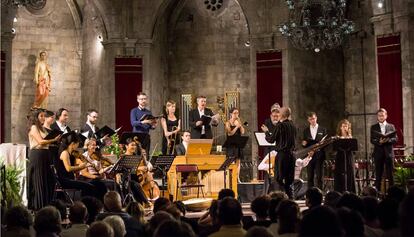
[0, 157, 24, 207]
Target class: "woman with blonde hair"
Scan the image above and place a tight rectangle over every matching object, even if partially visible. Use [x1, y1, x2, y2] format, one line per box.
[161, 100, 181, 155]
[334, 119, 356, 193]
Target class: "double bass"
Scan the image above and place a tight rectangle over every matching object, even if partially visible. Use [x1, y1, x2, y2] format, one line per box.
[134, 137, 160, 201]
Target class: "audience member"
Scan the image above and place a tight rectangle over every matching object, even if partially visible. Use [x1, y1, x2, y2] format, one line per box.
[324, 191, 342, 208]
[277, 199, 300, 237]
[34, 206, 62, 237]
[49, 199, 68, 225]
[362, 196, 383, 237]
[198, 200, 220, 237]
[61, 202, 88, 237]
[96, 191, 144, 237]
[3, 205, 33, 237]
[245, 226, 274, 237]
[218, 188, 235, 200]
[103, 215, 127, 237]
[386, 185, 406, 204]
[400, 188, 414, 237]
[336, 192, 365, 215]
[377, 198, 399, 237]
[210, 197, 246, 237]
[147, 211, 175, 236]
[165, 205, 181, 219]
[267, 195, 288, 236]
[81, 196, 104, 225]
[86, 221, 114, 237]
[361, 186, 378, 198]
[173, 200, 199, 234]
[125, 201, 146, 224]
[337, 207, 365, 237]
[303, 187, 323, 215]
[269, 190, 289, 200]
[299, 206, 343, 237]
[245, 195, 271, 229]
[153, 219, 196, 237]
[153, 197, 171, 213]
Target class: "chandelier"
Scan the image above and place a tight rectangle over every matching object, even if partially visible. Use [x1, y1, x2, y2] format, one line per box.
[278, 0, 354, 52]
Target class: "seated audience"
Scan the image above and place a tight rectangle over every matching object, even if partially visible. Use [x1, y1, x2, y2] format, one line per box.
[245, 226, 274, 237]
[147, 211, 175, 236]
[198, 200, 220, 237]
[61, 202, 88, 237]
[49, 199, 68, 226]
[3, 205, 33, 237]
[96, 191, 144, 237]
[218, 188, 235, 200]
[267, 194, 288, 236]
[362, 196, 383, 237]
[299, 206, 343, 237]
[336, 192, 365, 216]
[153, 219, 196, 237]
[377, 198, 399, 237]
[400, 188, 414, 237]
[81, 196, 104, 225]
[34, 206, 62, 237]
[245, 195, 272, 229]
[386, 185, 406, 204]
[210, 197, 246, 237]
[103, 215, 127, 237]
[173, 200, 199, 234]
[303, 187, 323, 215]
[337, 207, 365, 237]
[323, 191, 342, 208]
[277, 199, 300, 237]
[86, 221, 114, 237]
[153, 197, 171, 214]
[125, 201, 146, 225]
[361, 186, 378, 198]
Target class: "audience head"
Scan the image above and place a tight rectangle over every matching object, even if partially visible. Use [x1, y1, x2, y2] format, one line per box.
[153, 197, 171, 213]
[103, 215, 126, 237]
[173, 201, 186, 216]
[299, 206, 343, 237]
[149, 211, 175, 235]
[49, 199, 67, 221]
[400, 188, 414, 237]
[337, 207, 365, 237]
[269, 195, 288, 223]
[218, 188, 235, 200]
[4, 205, 33, 230]
[153, 219, 196, 237]
[165, 205, 181, 220]
[377, 198, 399, 230]
[362, 196, 379, 226]
[218, 197, 243, 225]
[250, 195, 271, 219]
[103, 191, 122, 212]
[324, 191, 342, 208]
[245, 226, 274, 237]
[361, 186, 378, 198]
[209, 200, 220, 224]
[386, 185, 406, 204]
[269, 190, 289, 200]
[86, 221, 114, 237]
[81, 196, 104, 225]
[278, 199, 300, 235]
[126, 201, 146, 224]
[336, 192, 364, 215]
[69, 201, 88, 224]
[34, 206, 62, 235]
[305, 187, 323, 208]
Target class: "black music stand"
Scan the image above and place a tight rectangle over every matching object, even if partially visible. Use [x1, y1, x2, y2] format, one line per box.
[110, 155, 142, 206]
[151, 155, 176, 196]
[333, 138, 358, 192]
[222, 136, 249, 186]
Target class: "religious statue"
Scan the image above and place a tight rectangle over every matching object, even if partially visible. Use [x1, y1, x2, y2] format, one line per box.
[32, 51, 51, 109]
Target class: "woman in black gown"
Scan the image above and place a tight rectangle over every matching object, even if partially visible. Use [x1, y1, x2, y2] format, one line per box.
[225, 107, 246, 182]
[334, 119, 356, 193]
[161, 100, 181, 155]
[27, 109, 60, 210]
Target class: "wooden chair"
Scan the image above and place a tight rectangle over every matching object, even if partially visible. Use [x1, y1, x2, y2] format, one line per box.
[175, 164, 205, 200]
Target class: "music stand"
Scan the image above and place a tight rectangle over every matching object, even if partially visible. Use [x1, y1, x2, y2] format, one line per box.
[333, 138, 358, 192]
[254, 132, 276, 186]
[151, 155, 176, 196]
[110, 155, 142, 206]
[221, 136, 249, 187]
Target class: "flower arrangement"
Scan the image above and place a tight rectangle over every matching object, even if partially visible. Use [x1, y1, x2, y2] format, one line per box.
[102, 134, 123, 157]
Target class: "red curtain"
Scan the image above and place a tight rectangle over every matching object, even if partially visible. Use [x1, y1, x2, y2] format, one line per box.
[256, 51, 283, 179]
[1, 51, 5, 143]
[115, 57, 142, 132]
[377, 35, 403, 145]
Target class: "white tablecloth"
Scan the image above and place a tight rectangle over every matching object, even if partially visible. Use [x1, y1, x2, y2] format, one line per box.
[0, 143, 27, 205]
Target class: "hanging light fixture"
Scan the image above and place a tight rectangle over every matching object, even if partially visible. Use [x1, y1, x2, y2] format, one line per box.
[278, 0, 355, 52]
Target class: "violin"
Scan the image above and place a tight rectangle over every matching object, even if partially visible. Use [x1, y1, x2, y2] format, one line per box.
[133, 137, 160, 201]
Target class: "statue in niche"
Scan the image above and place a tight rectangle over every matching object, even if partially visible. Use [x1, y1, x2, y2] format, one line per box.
[32, 51, 51, 109]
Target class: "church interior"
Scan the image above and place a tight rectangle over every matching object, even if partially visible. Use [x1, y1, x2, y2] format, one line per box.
[1, 0, 414, 236]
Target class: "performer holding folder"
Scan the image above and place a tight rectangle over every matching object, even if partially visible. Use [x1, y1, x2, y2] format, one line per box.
[370, 108, 398, 192]
[189, 95, 220, 139]
[81, 109, 112, 148]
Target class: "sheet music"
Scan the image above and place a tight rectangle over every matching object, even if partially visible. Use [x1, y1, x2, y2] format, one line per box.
[254, 132, 276, 146]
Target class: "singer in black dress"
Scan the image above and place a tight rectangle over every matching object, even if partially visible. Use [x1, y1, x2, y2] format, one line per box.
[334, 119, 356, 193]
[161, 100, 181, 155]
[225, 108, 245, 182]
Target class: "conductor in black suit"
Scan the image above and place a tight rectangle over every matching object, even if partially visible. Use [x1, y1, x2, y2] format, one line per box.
[175, 130, 191, 155]
[81, 109, 107, 148]
[370, 108, 398, 192]
[301, 112, 327, 189]
[189, 95, 219, 139]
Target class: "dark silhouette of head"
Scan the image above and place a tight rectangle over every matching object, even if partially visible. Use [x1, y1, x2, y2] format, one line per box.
[218, 188, 235, 200]
[324, 191, 342, 208]
[69, 201, 88, 224]
[218, 197, 243, 225]
[251, 195, 271, 219]
[299, 206, 343, 237]
[34, 206, 62, 235]
[305, 187, 323, 208]
[86, 221, 114, 237]
[337, 207, 364, 237]
[278, 199, 300, 235]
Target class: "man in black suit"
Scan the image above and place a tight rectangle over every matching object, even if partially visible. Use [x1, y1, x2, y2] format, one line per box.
[189, 95, 219, 139]
[302, 112, 327, 189]
[175, 130, 191, 155]
[370, 108, 398, 192]
[81, 109, 107, 148]
[50, 108, 71, 134]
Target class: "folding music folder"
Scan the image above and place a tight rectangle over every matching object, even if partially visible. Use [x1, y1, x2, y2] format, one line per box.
[186, 139, 213, 156]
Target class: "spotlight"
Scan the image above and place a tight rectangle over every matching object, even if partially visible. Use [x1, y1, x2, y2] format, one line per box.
[13, 17, 17, 22]
[11, 28, 16, 34]
[377, 0, 383, 8]
[97, 35, 103, 42]
[244, 40, 251, 47]
[314, 47, 320, 53]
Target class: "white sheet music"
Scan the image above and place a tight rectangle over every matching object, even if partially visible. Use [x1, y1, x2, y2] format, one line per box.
[254, 132, 276, 146]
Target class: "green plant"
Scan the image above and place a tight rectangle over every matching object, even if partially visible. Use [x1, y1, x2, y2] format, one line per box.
[103, 134, 122, 157]
[394, 154, 414, 189]
[0, 159, 24, 207]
